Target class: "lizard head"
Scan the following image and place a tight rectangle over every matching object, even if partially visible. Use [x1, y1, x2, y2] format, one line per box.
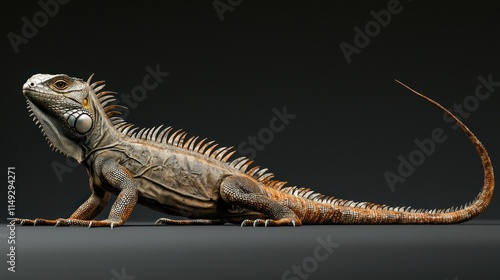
[22, 73, 107, 162]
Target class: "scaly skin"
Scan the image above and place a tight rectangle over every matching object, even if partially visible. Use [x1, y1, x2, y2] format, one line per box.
[15, 74, 494, 227]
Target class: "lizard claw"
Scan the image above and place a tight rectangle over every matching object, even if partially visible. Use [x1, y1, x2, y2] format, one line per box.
[240, 219, 272, 227]
[240, 218, 301, 227]
[240, 219, 253, 227]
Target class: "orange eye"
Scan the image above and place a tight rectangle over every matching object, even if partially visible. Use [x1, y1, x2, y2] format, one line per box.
[83, 97, 89, 106]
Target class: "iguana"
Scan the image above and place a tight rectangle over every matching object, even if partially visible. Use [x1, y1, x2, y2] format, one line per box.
[16, 73, 494, 227]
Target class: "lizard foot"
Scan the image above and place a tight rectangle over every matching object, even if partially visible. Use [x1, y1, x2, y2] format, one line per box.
[60, 218, 123, 228]
[240, 218, 302, 227]
[14, 218, 69, 226]
[14, 218, 122, 228]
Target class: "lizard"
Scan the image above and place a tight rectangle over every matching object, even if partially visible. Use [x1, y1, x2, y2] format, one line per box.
[15, 73, 494, 227]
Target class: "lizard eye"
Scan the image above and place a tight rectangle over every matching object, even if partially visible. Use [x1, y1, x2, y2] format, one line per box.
[82, 97, 89, 107]
[53, 80, 68, 90]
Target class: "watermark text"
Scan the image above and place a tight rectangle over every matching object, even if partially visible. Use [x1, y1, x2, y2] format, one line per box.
[7, 167, 17, 273]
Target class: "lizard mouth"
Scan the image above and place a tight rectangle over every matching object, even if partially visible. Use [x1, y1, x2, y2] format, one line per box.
[22, 88, 60, 110]
[23, 87, 72, 154]
[23, 87, 93, 134]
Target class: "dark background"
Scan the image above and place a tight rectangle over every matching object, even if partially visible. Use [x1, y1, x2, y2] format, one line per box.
[1, 1, 499, 279]
[2, 0, 499, 222]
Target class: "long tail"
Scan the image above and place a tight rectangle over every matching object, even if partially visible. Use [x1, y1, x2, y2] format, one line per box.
[274, 80, 494, 224]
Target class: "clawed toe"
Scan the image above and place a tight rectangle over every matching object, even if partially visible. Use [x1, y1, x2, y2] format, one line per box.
[240, 219, 272, 227]
[13, 217, 121, 228]
[155, 218, 172, 225]
[240, 218, 301, 227]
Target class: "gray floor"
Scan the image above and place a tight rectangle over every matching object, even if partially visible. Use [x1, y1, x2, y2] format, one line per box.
[1, 220, 499, 280]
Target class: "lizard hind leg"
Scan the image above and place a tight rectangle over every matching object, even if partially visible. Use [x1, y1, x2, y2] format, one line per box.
[220, 175, 302, 227]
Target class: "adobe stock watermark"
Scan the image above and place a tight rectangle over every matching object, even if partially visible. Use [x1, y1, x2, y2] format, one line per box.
[384, 74, 499, 192]
[339, 0, 411, 64]
[237, 106, 297, 160]
[7, 166, 17, 273]
[118, 64, 170, 119]
[282, 234, 340, 280]
[110, 267, 135, 280]
[51, 64, 169, 182]
[213, 0, 243, 22]
[6, 220, 16, 273]
[7, 0, 71, 54]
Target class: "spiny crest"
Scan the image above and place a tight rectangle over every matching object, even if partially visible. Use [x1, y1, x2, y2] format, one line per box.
[88, 74, 126, 119]
[87, 74, 282, 185]
[280, 186, 475, 214]
[227, 158, 287, 189]
[110, 121, 284, 186]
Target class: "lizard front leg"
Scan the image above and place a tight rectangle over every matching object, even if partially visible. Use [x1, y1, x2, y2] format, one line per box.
[17, 158, 138, 228]
[220, 175, 302, 227]
[62, 158, 138, 227]
[16, 177, 112, 226]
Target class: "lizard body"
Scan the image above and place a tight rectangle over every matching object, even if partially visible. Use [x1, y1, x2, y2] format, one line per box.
[16, 74, 494, 227]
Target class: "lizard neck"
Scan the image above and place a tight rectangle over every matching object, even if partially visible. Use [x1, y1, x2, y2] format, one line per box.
[80, 105, 121, 163]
